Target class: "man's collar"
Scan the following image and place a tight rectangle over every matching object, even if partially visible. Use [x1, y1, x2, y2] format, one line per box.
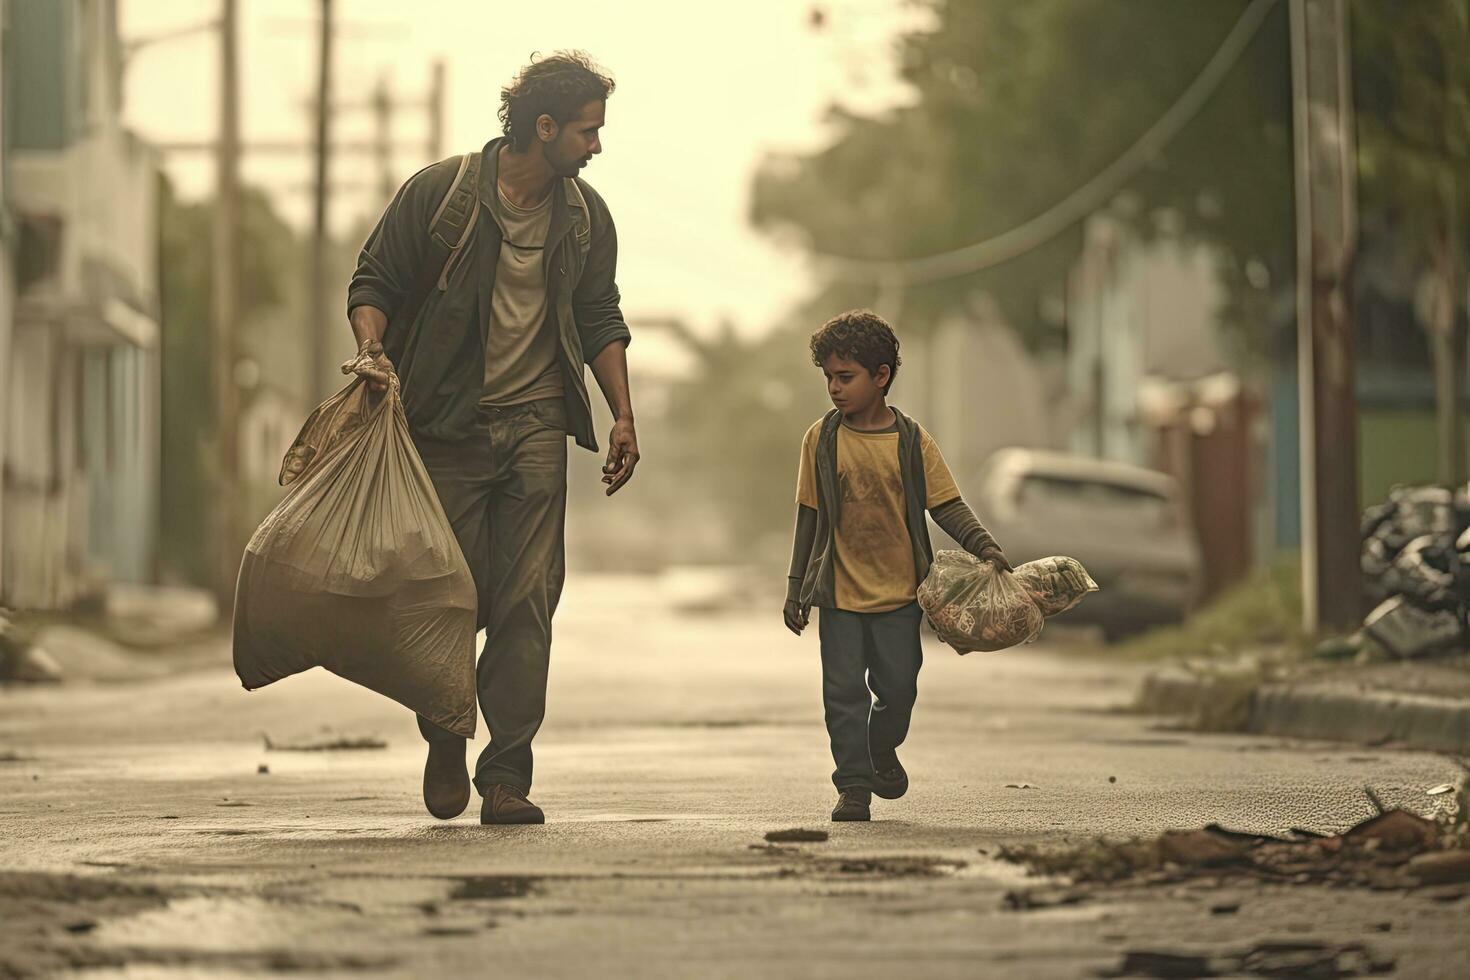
[480, 137, 572, 252]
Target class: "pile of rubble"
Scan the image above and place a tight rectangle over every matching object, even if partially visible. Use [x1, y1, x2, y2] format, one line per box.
[998, 776, 1468, 898]
[1358, 485, 1470, 659]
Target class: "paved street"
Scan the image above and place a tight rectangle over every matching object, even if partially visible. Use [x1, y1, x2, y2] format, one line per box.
[2, 574, 1467, 978]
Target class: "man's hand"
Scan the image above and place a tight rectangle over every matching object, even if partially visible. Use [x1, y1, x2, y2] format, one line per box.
[979, 545, 1013, 574]
[601, 417, 640, 496]
[783, 599, 810, 636]
[340, 339, 395, 393]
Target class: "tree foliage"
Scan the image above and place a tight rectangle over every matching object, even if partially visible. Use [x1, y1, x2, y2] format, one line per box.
[751, 0, 1297, 351]
[158, 181, 298, 584]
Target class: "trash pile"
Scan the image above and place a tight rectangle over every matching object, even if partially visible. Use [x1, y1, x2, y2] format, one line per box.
[1359, 485, 1470, 659]
[998, 778, 1468, 898]
[917, 552, 1097, 654]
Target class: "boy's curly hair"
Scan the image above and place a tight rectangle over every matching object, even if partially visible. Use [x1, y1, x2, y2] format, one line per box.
[499, 51, 615, 152]
[810, 309, 902, 394]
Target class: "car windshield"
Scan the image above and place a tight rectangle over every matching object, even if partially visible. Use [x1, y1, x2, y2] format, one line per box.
[1015, 474, 1175, 527]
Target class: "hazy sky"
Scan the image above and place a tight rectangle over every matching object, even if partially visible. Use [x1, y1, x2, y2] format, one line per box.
[121, 0, 925, 336]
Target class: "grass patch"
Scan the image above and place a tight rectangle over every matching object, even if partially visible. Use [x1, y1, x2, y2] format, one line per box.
[1112, 557, 1311, 662]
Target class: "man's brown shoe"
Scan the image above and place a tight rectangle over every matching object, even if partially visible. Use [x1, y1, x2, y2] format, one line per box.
[422, 737, 470, 820]
[480, 783, 545, 825]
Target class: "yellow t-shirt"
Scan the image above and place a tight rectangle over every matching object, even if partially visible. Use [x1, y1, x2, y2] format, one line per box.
[795, 415, 962, 613]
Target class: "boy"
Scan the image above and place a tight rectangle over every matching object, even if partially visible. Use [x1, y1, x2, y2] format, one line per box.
[785, 310, 1010, 822]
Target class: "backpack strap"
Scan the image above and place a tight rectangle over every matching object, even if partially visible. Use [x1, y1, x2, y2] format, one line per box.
[391, 152, 482, 336]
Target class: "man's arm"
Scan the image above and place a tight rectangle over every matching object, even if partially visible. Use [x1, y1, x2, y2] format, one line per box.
[931, 497, 1011, 572]
[343, 162, 448, 390]
[589, 341, 638, 496]
[784, 504, 817, 635]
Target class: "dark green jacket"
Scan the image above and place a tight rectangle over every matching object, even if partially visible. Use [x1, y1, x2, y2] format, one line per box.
[347, 138, 631, 451]
[799, 406, 935, 609]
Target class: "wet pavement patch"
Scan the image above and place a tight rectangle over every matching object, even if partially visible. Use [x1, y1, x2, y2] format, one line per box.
[263, 733, 387, 751]
[448, 875, 538, 901]
[1101, 941, 1393, 978]
[822, 856, 966, 877]
[763, 828, 829, 843]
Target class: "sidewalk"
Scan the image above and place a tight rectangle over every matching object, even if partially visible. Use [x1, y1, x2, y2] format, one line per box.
[1138, 653, 1470, 753]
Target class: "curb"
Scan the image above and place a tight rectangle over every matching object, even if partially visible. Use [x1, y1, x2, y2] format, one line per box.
[1137, 668, 1470, 754]
[1248, 682, 1470, 754]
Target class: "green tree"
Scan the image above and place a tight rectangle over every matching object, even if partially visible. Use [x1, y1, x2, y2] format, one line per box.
[158, 181, 298, 585]
[752, 0, 1295, 353]
[1352, 0, 1470, 484]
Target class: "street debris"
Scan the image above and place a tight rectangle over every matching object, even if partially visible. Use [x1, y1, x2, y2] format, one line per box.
[763, 828, 829, 843]
[1005, 782, 1037, 789]
[1426, 783, 1455, 795]
[0, 616, 63, 684]
[998, 783, 1469, 903]
[1354, 485, 1469, 660]
[262, 734, 388, 752]
[256, 764, 270, 774]
[1101, 941, 1393, 979]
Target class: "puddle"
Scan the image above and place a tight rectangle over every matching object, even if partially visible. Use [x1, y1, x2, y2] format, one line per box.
[448, 876, 538, 901]
[92, 896, 366, 953]
[560, 812, 718, 824]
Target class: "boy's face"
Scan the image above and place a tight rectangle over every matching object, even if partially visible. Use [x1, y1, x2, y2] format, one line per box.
[820, 353, 890, 416]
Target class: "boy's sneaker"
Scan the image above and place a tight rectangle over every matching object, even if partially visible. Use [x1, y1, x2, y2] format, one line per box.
[871, 757, 909, 800]
[831, 790, 872, 822]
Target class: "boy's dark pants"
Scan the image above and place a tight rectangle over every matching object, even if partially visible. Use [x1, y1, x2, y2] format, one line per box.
[412, 398, 568, 797]
[818, 602, 924, 792]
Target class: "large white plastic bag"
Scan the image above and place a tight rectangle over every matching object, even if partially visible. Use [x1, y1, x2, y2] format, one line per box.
[917, 550, 1045, 654]
[232, 377, 478, 737]
[1013, 555, 1100, 617]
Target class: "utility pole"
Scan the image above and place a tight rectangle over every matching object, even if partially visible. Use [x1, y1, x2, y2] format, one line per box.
[373, 75, 394, 205]
[211, 0, 242, 607]
[427, 59, 446, 161]
[1289, 0, 1361, 634]
[308, 0, 335, 404]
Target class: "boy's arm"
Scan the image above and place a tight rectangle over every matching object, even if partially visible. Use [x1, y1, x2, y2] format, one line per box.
[784, 504, 818, 634]
[930, 497, 1012, 572]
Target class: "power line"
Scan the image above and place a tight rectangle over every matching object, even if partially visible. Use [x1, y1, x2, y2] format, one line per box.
[816, 0, 1281, 286]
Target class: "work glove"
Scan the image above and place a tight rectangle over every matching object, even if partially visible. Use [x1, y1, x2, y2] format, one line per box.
[979, 545, 1013, 574]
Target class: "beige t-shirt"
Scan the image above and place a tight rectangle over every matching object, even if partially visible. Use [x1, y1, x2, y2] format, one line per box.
[480, 185, 566, 407]
[795, 416, 962, 613]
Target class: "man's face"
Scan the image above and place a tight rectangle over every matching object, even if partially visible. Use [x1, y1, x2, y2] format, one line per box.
[821, 352, 889, 417]
[541, 100, 605, 178]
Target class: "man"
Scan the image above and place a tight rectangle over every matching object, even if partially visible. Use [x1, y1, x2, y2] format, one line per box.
[345, 52, 637, 825]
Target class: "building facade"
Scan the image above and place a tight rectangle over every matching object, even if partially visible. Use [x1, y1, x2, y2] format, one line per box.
[2, 0, 161, 609]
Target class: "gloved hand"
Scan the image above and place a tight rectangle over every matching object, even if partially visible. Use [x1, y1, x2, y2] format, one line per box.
[979, 545, 1013, 573]
[783, 599, 810, 636]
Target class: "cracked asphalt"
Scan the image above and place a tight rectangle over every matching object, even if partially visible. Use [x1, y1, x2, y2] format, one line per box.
[2, 574, 1467, 978]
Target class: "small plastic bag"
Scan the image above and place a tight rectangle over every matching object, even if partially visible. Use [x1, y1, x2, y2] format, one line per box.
[1013, 555, 1100, 617]
[232, 375, 478, 737]
[917, 550, 1044, 654]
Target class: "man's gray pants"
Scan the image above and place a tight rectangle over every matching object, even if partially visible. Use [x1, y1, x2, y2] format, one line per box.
[413, 398, 567, 796]
[818, 602, 924, 792]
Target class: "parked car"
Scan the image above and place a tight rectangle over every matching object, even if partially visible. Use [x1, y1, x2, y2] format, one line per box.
[953, 449, 1204, 641]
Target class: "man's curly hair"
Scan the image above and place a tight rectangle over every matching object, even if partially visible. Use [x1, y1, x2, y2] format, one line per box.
[498, 51, 615, 152]
[810, 309, 902, 394]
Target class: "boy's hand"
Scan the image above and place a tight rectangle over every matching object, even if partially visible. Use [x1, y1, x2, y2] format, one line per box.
[783, 599, 810, 635]
[980, 545, 1013, 573]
